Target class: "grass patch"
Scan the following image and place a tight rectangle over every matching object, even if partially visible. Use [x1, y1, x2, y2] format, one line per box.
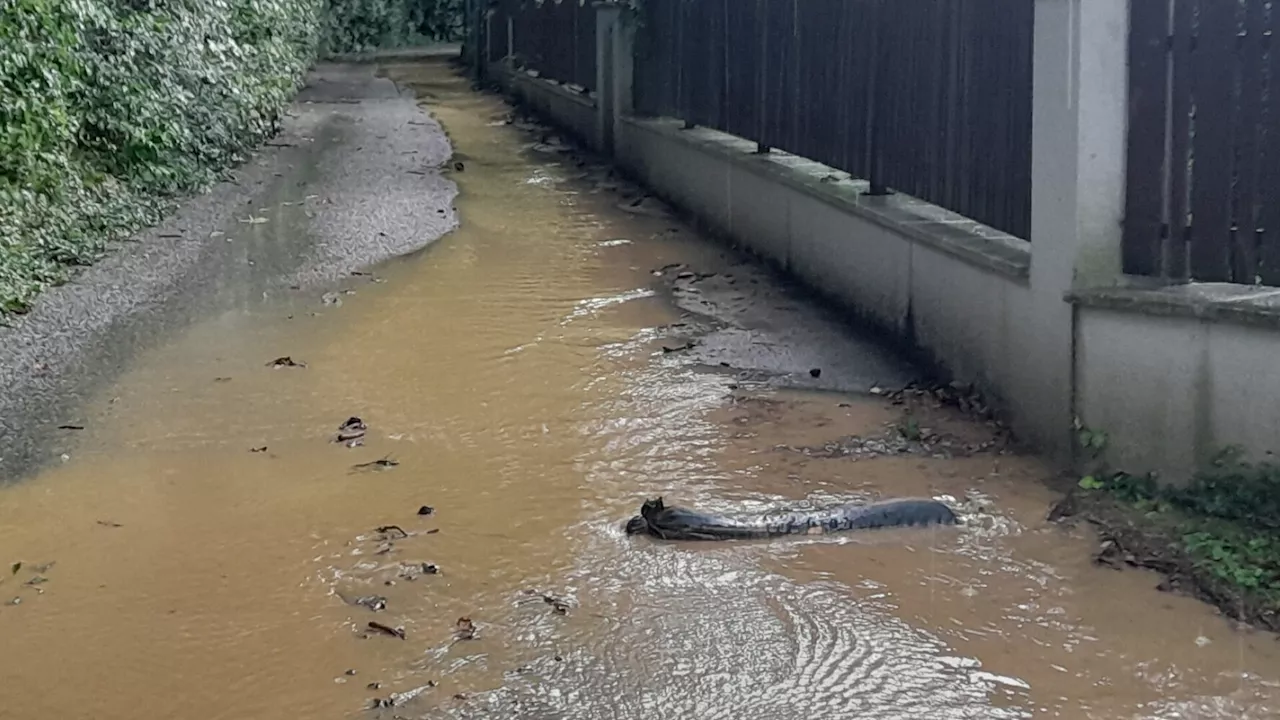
[1067, 448, 1280, 629]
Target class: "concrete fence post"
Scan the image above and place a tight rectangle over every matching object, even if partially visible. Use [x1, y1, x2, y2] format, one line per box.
[593, 2, 634, 157]
[1025, 0, 1129, 460]
[595, 3, 618, 155]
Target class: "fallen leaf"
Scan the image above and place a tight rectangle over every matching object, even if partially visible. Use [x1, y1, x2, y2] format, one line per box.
[352, 457, 398, 471]
[367, 621, 405, 639]
[354, 595, 387, 612]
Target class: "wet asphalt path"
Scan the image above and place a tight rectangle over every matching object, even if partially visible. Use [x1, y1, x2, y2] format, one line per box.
[0, 61, 459, 480]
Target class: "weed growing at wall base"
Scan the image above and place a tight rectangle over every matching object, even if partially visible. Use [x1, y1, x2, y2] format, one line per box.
[1071, 447, 1280, 628]
[0, 0, 323, 314]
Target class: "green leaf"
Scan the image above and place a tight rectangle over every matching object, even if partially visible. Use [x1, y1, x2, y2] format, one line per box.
[1089, 430, 1109, 451]
[1078, 475, 1104, 490]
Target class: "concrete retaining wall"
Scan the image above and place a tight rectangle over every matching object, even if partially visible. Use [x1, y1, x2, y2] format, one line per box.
[1072, 286, 1280, 481]
[494, 64, 601, 150]
[610, 115, 1064, 457]
[479, 1, 1280, 484]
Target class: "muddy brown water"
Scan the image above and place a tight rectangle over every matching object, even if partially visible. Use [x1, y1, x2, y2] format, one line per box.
[1, 62, 1278, 720]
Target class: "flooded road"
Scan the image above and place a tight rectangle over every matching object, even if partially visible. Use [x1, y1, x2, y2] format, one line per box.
[1, 60, 1278, 719]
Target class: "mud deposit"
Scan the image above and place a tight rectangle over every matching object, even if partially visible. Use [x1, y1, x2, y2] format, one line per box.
[0, 62, 1277, 720]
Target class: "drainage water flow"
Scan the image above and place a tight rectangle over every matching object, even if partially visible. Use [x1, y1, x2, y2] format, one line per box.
[0, 62, 1276, 720]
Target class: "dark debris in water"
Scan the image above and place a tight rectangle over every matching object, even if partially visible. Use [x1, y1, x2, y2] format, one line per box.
[879, 380, 1000, 425]
[366, 621, 405, 640]
[396, 562, 440, 581]
[517, 589, 572, 614]
[416, 505, 434, 516]
[1094, 537, 1141, 571]
[661, 340, 696, 354]
[266, 356, 306, 369]
[336, 416, 368, 445]
[454, 617, 476, 640]
[352, 456, 399, 472]
[370, 681, 437, 710]
[779, 423, 1000, 461]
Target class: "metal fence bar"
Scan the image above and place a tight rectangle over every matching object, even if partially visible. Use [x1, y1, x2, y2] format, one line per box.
[1234, 0, 1266, 282]
[629, 0, 1035, 238]
[1122, 0, 1170, 277]
[1122, 0, 1280, 283]
[1189, 0, 1238, 281]
[1163, 0, 1195, 279]
[1260, 2, 1280, 284]
[493, 0, 597, 91]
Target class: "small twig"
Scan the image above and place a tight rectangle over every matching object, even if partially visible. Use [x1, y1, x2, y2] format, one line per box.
[375, 525, 409, 539]
[367, 621, 405, 639]
[352, 456, 399, 471]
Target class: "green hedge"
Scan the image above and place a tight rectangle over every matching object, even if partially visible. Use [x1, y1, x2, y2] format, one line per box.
[0, 0, 323, 313]
[0, 0, 465, 314]
[322, 0, 463, 55]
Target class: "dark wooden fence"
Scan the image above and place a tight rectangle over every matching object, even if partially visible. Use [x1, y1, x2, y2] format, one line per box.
[487, 0, 597, 92]
[633, 0, 1035, 240]
[1125, 0, 1280, 284]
